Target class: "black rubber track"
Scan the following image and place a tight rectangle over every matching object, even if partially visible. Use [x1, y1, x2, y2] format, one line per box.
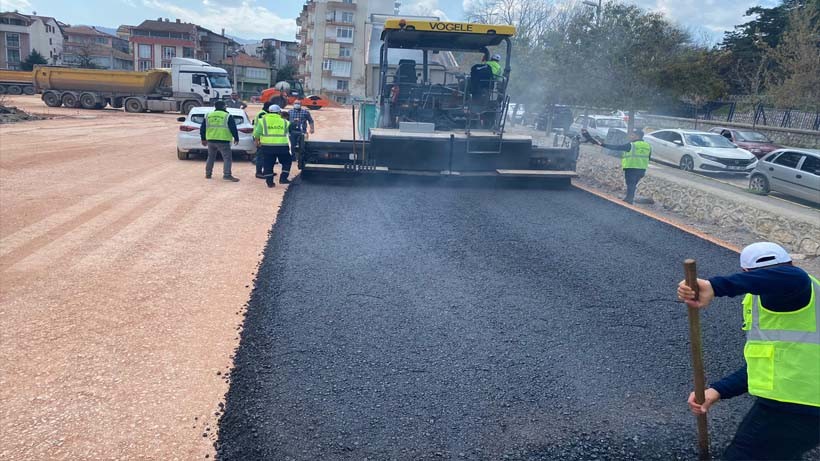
[217, 179, 794, 460]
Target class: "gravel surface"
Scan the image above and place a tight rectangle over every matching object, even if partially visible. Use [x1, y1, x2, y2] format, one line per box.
[215, 178, 809, 460]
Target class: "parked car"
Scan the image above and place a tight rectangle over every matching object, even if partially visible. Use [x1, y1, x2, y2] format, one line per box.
[567, 115, 626, 140]
[176, 107, 257, 161]
[644, 129, 758, 174]
[535, 105, 573, 132]
[749, 148, 820, 204]
[610, 110, 646, 129]
[708, 127, 782, 158]
[507, 102, 526, 124]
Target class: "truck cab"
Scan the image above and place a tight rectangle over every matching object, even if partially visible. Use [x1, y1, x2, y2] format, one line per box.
[170, 57, 232, 105]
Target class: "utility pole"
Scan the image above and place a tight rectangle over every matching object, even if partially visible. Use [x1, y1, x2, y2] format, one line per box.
[583, 0, 602, 25]
[231, 50, 238, 93]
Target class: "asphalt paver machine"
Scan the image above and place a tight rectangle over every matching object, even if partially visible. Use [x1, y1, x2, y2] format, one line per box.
[299, 19, 578, 182]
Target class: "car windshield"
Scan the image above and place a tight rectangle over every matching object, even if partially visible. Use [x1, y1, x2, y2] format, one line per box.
[190, 114, 245, 126]
[596, 118, 627, 128]
[207, 73, 233, 88]
[684, 133, 736, 148]
[735, 131, 771, 142]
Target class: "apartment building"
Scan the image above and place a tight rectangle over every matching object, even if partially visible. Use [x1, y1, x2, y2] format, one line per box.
[0, 11, 64, 69]
[296, 0, 399, 104]
[129, 18, 198, 71]
[63, 25, 131, 69]
[220, 52, 272, 99]
[242, 38, 298, 70]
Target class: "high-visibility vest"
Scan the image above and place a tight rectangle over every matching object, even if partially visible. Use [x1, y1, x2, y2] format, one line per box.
[621, 140, 651, 170]
[205, 110, 233, 142]
[742, 274, 820, 407]
[487, 60, 502, 78]
[255, 110, 267, 125]
[259, 114, 289, 146]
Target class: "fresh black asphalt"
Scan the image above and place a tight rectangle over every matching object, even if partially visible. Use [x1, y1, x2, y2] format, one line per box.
[217, 179, 762, 460]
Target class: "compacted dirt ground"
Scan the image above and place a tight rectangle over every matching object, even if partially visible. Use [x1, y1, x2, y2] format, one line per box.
[0, 95, 335, 460]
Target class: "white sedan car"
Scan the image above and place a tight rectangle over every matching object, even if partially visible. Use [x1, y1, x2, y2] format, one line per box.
[176, 107, 256, 160]
[644, 129, 757, 174]
[567, 115, 627, 141]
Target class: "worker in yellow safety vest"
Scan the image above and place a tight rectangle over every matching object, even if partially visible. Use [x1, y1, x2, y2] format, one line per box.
[201, 100, 240, 181]
[252, 104, 291, 188]
[678, 242, 820, 460]
[583, 128, 651, 204]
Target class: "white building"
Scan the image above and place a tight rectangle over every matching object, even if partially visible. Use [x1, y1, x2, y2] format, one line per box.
[0, 12, 64, 69]
[296, 0, 399, 104]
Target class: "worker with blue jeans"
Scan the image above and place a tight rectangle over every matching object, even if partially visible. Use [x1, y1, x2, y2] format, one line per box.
[678, 242, 820, 460]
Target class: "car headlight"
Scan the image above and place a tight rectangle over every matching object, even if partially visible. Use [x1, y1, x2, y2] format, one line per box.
[698, 153, 722, 162]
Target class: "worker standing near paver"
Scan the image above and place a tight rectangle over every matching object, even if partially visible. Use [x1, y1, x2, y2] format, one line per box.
[253, 104, 292, 188]
[254, 101, 271, 179]
[201, 100, 240, 182]
[583, 128, 650, 204]
[288, 100, 314, 162]
[677, 242, 820, 460]
[486, 53, 503, 80]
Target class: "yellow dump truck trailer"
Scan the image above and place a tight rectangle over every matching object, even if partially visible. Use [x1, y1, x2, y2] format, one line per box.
[32, 57, 232, 113]
[0, 70, 35, 95]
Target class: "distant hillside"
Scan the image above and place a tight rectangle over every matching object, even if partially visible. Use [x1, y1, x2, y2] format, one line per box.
[91, 26, 119, 37]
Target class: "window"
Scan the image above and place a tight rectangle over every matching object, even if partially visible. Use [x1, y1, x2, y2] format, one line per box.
[190, 113, 245, 126]
[574, 116, 585, 125]
[336, 79, 348, 91]
[332, 60, 351, 77]
[6, 33, 20, 48]
[183, 47, 194, 58]
[773, 152, 803, 169]
[49, 38, 52, 45]
[245, 67, 267, 79]
[333, 95, 348, 104]
[323, 59, 333, 70]
[342, 0, 354, 3]
[336, 27, 353, 39]
[800, 155, 820, 175]
[339, 46, 351, 58]
[162, 46, 176, 60]
[138, 60, 152, 71]
[341, 12, 354, 23]
[138, 44, 152, 58]
[7, 49, 20, 64]
[96, 37, 108, 44]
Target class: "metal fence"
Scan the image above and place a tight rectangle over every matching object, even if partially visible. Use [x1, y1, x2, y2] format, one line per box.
[699, 101, 820, 132]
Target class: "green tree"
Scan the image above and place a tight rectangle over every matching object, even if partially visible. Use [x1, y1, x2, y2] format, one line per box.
[21, 49, 48, 71]
[765, 1, 820, 109]
[275, 65, 296, 83]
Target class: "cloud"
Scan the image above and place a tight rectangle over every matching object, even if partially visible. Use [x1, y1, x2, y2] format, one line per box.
[402, 0, 449, 19]
[631, 0, 780, 41]
[2, 0, 32, 12]
[140, 0, 297, 40]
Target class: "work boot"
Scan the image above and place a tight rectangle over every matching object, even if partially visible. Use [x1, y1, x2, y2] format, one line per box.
[266, 179, 275, 188]
[279, 172, 291, 184]
[205, 172, 212, 179]
[223, 175, 240, 182]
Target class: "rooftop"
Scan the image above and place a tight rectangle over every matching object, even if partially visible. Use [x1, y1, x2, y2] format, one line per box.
[134, 19, 197, 33]
[223, 53, 270, 69]
[64, 25, 117, 38]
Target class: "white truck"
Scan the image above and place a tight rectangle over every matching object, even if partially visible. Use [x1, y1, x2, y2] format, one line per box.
[34, 57, 232, 114]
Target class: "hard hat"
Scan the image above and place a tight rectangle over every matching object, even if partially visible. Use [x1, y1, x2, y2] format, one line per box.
[269, 104, 281, 113]
[492, 54, 501, 61]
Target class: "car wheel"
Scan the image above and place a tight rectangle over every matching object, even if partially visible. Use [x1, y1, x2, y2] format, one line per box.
[749, 174, 770, 194]
[177, 149, 189, 160]
[679, 155, 694, 172]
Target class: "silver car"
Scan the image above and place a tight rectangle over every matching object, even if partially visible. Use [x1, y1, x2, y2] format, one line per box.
[176, 107, 257, 161]
[749, 148, 820, 204]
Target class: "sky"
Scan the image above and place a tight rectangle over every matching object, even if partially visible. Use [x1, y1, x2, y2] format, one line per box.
[0, 0, 781, 43]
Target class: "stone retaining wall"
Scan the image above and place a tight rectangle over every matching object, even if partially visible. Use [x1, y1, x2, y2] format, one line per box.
[639, 114, 820, 149]
[576, 150, 820, 256]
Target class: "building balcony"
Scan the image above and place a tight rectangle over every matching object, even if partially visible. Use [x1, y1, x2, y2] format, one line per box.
[325, 88, 350, 95]
[322, 69, 332, 77]
[327, 1, 357, 10]
[325, 20, 355, 26]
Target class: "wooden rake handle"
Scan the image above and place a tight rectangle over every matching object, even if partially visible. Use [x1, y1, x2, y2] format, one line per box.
[684, 259, 710, 460]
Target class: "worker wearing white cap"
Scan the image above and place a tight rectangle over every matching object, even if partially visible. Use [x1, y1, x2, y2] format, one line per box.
[677, 242, 820, 459]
